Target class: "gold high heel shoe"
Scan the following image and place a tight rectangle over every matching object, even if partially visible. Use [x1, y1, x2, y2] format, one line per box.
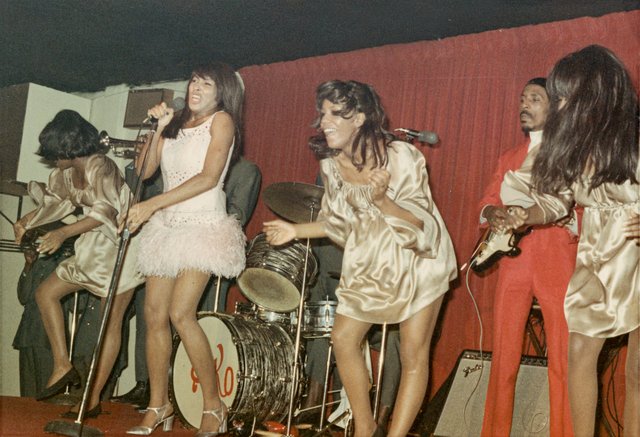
[126, 403, 174, 435]
[195, 403, 228, 437]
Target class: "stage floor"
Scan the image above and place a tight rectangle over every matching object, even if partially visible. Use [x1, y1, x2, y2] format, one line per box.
[0, 396, 205, 436]
[0, 396, 346, 436]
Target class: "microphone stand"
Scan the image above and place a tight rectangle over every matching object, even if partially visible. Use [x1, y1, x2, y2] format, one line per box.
[44, 125, 156, 437]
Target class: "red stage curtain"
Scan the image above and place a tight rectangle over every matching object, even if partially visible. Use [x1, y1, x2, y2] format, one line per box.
[237, 10, 639, 402]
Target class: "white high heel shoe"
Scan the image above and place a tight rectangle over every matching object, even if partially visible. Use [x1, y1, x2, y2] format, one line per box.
[195, 403, 228, 437]
[126, 403, 174, 435]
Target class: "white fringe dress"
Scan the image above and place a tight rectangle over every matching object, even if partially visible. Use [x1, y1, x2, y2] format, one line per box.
[136, 112, 246, 279]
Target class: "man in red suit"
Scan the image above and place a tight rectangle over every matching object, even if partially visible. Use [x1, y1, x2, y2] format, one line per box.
[479, 78, 578, 437]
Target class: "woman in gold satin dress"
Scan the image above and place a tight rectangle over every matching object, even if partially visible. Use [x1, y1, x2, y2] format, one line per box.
[264, 80, 457, 437]
[495, 46, 639, 436]
[13, 110, 143, 417]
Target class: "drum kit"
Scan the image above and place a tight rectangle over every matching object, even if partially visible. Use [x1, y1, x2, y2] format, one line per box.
[169, 181, 340, 436]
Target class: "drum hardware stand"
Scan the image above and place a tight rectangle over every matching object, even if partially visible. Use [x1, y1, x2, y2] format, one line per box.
[318, 340, 333, 430]
[212, 275, 222, 313]
[311, 409, 351, 437]
[285, 206, 318, 437]
[44, 125, 154, 437]
[372, 322, 388, 421]
[295, 398, 341, 416]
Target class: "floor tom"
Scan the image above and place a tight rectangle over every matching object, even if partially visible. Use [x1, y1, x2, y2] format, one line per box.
[238, 233, 317, 312]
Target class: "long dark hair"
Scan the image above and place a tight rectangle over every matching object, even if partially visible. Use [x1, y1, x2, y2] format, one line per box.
[38, 110, 102, 161]
[163, 62, 245, 166]
[532, 45, 639, 194]
[309, 80, 396, 170]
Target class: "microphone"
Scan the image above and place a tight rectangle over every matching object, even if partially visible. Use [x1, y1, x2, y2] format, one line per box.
[143, 97, 186, 124]
[394, 127, 439, 145]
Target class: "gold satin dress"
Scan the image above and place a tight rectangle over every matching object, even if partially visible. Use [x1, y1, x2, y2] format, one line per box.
[502, 151, 640, 338]
[25, 154, 144, 297]
[318, 141, 457, 324]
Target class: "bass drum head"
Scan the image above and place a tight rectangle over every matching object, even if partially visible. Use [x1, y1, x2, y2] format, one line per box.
[238, 268, 300, 312]
[169, 312, 297, 429]
[169, 314, 238, 429]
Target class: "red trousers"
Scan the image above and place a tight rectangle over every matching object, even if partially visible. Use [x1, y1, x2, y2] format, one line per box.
[481, 226, 576, 437]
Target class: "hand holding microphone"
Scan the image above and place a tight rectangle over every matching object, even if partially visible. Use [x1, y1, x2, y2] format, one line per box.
[145, 102, 174, 129]
[143, 97, 185, 128]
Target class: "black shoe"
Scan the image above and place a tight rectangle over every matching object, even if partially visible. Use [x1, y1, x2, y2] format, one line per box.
[295, 409, 321, 426]
[372, 425, 386, 437]
[36, 368, 81, 401]
[376, 404, 392, 431]
[136, 398, 149, 411]
[111, 380, 149, 407]
[61, 403, 102, 419]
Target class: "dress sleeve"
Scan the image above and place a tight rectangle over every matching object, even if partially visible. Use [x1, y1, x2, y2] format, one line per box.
[477, 145, 527, 225]
[84, 156, 128, 242]
[501, 148, 574, 223]
[318, 160, 352, 248]
[383, 142, 442, 258]
[25, 169, 76, 229]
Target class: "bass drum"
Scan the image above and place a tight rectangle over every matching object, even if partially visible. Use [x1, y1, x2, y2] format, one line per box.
[169, 313, 297, 428]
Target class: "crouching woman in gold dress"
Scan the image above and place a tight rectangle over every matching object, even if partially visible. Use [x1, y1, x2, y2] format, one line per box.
[13, 110, 144, 417]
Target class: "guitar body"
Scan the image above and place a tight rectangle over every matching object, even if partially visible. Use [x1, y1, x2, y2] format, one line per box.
[21, 221, 77, 257]
[470, 227, 531, 273]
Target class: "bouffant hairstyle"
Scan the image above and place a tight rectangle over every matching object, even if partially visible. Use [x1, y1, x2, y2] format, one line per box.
[37, 110, 102, 161]
[309, 80, 395, 170]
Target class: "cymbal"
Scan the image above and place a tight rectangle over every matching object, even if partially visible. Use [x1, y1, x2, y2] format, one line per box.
[0, 180, 28, 197]
[263, 182, 324, 223]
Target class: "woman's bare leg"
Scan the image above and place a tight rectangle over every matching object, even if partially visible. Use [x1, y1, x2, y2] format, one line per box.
[331, 315, 374, 437]
[624, 327, 639, 437]
[568, 332, 605, 437]
[387, 296, 443, 437]
[137, 276, 176, 428]
[169, 269, 221, 432]
[35, 273, 82, 386]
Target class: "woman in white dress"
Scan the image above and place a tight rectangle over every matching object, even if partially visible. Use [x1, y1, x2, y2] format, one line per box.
[124, 63, 246, 436]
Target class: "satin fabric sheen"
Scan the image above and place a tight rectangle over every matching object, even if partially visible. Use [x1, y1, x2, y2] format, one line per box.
[26, 154, 144, 297]
[502, 150, 640, 338]
[318, 141, 457, 324]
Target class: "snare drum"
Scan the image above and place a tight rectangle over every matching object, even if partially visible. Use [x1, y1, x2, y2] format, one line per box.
[170, 313, 297, 428]
[234, 301, 297, 334]
[238, 233, 318, 312]
[303, 301, 337, 337]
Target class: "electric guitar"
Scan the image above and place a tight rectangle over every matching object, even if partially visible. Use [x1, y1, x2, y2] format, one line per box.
[469, 226, 531, 273]
[21, 221, 77, 257]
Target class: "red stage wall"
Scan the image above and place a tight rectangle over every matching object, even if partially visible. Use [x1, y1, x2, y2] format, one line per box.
[236, 10, 639, 405]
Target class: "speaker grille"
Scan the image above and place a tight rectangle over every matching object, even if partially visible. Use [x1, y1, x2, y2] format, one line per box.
[433, 350, 549, 437]
[0, 83, 29, 182]
[123, 88, 174, 127]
